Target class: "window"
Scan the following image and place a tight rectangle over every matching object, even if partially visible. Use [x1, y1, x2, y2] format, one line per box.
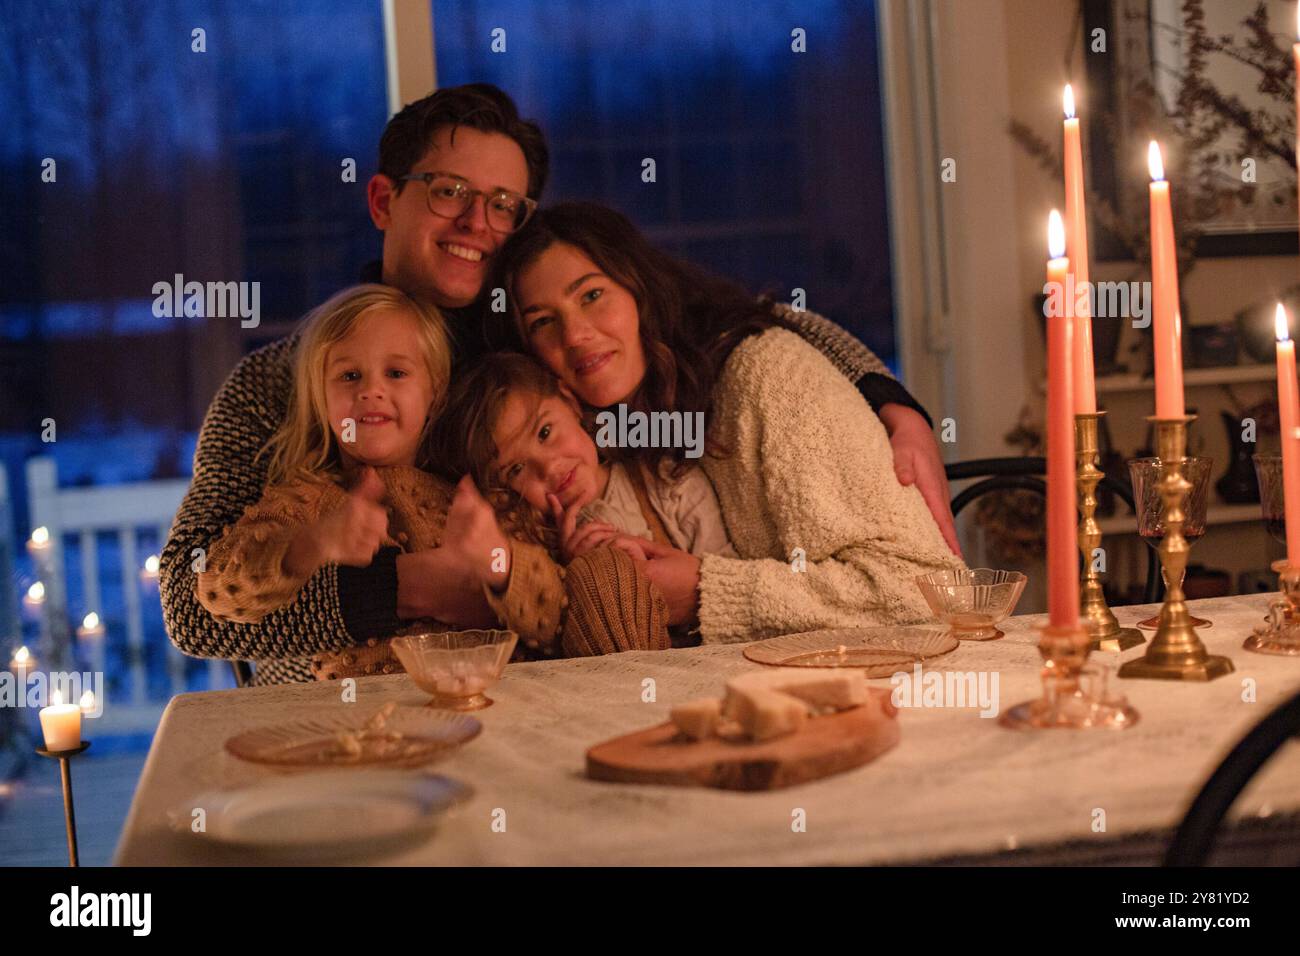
[0, 0, 389, 704]
[432, 0, 898, 364]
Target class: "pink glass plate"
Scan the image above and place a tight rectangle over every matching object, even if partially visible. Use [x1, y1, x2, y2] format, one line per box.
[225, 705, 481, 769]
[742, 625, 958, 677]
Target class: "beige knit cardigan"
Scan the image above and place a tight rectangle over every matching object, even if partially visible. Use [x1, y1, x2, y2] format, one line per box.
[699, 328, 965, 642]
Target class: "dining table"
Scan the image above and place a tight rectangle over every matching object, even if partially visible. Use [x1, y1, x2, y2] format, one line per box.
[113, 592, 1300, 866]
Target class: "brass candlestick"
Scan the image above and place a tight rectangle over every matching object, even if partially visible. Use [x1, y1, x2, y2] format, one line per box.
[36, 741, 90, 866]
[1118, 416, 1233, 681]
[1244, 559, 1300, 655]
[1075, 412, 1143, 652]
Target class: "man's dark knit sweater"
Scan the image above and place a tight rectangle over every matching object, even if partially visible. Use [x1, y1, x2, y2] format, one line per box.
[160, 272, 931, 685]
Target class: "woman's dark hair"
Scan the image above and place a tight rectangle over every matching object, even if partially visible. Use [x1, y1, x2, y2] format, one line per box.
[487, 201, 794, 477]
[427, 351, 575, 548]
[379, 83, 549, 199]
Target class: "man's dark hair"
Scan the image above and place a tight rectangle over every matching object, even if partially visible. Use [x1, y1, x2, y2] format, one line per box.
[378, 83, 549, 199]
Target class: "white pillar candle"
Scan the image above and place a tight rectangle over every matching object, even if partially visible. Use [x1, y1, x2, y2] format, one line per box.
[39, 691, 82, 752]
[7, 645, 34, 679]
[76, 612, 105, 641]
[22, 581, 45, 612]
[26, 526, 51, 558]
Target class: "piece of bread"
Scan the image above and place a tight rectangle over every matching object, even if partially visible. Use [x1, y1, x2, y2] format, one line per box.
[670, 698, 723, 740]
[723, 684, 809, 741]
[728, 668, 870, 714]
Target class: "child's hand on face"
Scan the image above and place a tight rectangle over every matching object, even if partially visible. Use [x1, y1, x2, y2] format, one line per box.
[287, 466, 389, 575]
[548, 493, 649, 563]
[606, 535, 649, 562]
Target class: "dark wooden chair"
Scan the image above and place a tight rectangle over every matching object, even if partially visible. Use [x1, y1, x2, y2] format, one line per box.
[945, 456, 1161, 605]
[1165, 688, 1300, 865]
[229, 660, 254, 688]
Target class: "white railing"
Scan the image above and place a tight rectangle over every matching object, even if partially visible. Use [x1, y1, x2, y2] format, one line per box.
[24, 456, 222, 731]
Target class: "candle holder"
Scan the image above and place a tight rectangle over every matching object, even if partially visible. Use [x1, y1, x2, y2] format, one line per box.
[1118, 416, 1233, 681]
[1001, 622, 1138, 729]
[1129, 455, 1215, 631]
[1075, 412, 1144, 652]
[1244, 559, 1300, 655]
[35, 740, 90, 866]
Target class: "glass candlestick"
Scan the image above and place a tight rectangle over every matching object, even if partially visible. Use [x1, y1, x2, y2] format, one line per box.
[1244, 559, 1300, 655]
[1001, 621, 1139, 729]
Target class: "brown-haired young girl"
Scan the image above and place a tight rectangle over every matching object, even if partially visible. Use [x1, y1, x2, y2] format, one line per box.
[433, 352, 736, 647]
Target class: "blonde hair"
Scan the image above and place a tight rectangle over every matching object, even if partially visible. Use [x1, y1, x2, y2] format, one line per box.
[262, 284, 453, 487]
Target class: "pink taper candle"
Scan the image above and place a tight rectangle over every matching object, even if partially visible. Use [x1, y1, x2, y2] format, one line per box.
[1148, 141, 1185, 418]
[1045, 210, 1080, 627]
[1275, 304, 1300, 565]
[1063, 84, 1096, 413]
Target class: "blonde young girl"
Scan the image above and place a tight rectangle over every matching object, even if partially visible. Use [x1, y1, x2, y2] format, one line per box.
[195, 284, 567, 667]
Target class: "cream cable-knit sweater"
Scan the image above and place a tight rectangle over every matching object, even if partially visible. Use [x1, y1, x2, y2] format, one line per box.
[699, 328, 964, 642]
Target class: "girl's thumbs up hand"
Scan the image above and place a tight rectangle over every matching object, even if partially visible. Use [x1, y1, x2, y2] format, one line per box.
[295, 468, 390, 571]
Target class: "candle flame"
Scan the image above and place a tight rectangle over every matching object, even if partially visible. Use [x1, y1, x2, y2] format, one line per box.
[1063, 84, 1075, 119]
[82, 611, 100, 630]
[1148, 141, 1165, 181]
[30, 526, 49, 546]
[144, 554, 160, 575]
[13, 646, 29, 664]
[26, 581, 44, 602]
[1277, 303, 1291, 342]
[79, 690, 95, 711]
[51, 688, 62, 706]
[1047, 209, 1066, 259]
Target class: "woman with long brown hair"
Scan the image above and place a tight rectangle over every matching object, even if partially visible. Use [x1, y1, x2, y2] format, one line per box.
[488, 202, 963, 643]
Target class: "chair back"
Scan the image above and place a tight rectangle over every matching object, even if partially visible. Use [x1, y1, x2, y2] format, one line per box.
[1165, 689, 1300, 865]
[945, 456, 1161, 604]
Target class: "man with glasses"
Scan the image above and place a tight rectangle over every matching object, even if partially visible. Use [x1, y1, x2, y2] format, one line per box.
[162, 83, 957, 685]
[399, 173, 537, 231]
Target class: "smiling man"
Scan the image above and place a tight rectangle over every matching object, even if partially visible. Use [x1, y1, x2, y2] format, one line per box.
[370, 126, 535, 308]
[161, 83, 957, 684]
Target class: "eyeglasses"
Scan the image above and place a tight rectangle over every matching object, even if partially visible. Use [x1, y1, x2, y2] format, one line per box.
[396, 172, 538, 234]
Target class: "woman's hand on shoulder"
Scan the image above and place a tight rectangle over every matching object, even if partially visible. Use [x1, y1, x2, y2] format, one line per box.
[878, 403, 963, 558]
[639, 539, 701, 627]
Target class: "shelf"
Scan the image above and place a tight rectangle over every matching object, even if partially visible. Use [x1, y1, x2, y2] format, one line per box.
[1094, 364, 1276, 394]
[1097, 502, 1263, 537]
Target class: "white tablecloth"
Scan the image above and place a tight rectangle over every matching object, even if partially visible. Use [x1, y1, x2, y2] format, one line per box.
[114, 593, 1300, 865]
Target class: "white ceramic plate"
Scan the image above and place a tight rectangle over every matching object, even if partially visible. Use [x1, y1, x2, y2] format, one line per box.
[172, 770, 471, 862]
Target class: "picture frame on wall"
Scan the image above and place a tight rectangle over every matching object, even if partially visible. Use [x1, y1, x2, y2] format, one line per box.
[1082, 0, 1300, 260]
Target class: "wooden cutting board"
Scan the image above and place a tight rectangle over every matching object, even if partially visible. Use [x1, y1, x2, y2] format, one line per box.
[585, 691, 900, 791]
